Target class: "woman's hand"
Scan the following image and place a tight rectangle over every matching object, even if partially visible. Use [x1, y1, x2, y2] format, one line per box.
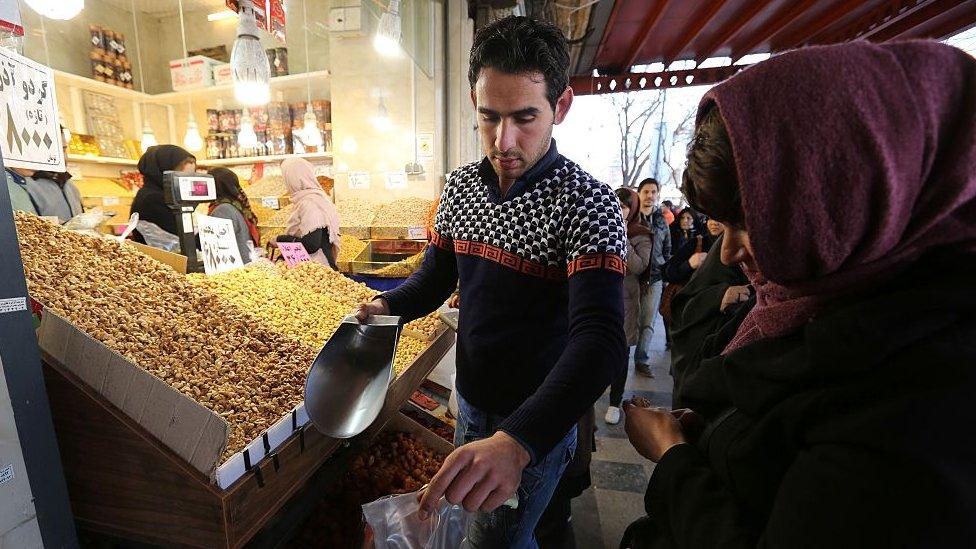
[689, 252, 708, 269]
[623, 401, 687, 463]
[721, 285, 751, 312]
[447, 292, 460, 309]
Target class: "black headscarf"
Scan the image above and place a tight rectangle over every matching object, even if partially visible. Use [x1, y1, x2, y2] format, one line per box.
[208, 167, 260, 246]
[130, 145, 195, 240]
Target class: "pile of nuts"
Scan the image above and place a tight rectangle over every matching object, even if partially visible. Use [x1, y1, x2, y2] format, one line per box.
[245, 175, 287, 197]
[337, 234, 368, 263]
[289, 431, 446, 548]
[261, 203, 294, 227]
[15, 213, 314, 459]
[372, 197, 436, 227]
[336, 196, 376, 228]
[367, 251, 424, 278]
[393, 336, 427, 376]
[188, 269, 348, 350]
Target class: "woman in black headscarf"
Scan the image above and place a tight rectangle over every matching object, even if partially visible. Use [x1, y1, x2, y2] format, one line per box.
[130, 145, 196, 243]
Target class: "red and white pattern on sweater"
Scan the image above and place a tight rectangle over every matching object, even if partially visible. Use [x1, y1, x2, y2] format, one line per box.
[430, 158, 627, 279]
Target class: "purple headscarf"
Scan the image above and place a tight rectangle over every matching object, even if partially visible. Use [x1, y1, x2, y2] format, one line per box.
[703, 40, 976, 353]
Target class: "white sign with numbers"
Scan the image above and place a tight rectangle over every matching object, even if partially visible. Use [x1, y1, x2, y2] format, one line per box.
[0, 48, 63, 171]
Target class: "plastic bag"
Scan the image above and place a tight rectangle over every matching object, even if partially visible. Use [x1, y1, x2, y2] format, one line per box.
[363, 489, 473, 549]
[63, 207, 114, 237]
[136, 220, 180, 252]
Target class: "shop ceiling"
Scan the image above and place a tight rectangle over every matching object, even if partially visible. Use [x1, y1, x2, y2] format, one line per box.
[567, 0, 976, 95]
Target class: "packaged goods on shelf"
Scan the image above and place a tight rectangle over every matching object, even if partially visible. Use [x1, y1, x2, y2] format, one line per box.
[15, 213, 315, 459]
[68, 133, 101, 156]
[289, 430, 447, 548]
[83, 91, 129, 158]
[372, 197, 436, 228]
[169, 55, 222, 91]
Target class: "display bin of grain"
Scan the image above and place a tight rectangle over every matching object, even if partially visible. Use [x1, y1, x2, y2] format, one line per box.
[18, 213, 457, 548]
[349, 241, 425, 278]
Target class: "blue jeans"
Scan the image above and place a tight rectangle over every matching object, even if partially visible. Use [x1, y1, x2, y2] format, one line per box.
[634, 279, 663, 365]
[454, 393, 577, 549]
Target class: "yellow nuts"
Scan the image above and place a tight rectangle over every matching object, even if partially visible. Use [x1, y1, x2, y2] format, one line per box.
[372, 197, 435, 228]
[337, 235, 368, 263]
[336, 197, 377, 228]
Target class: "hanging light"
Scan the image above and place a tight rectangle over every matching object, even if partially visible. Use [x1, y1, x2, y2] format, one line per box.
[298, 0, 322, 149]
[238, 110, 259, 148]
[183, 111, 204, 152]
[371, 97, 392, 132]
[24, 0, 84, 20]
[140, 123, 157, 152]
[231, 0, 271, 106]
[374, 0, 401, 56]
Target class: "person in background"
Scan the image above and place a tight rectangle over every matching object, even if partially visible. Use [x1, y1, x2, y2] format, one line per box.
[4, 167, 39, 216]
[207, 167, 260, 264]
[130, 145, 197, 243]
[356, 16, 626, 547]
[622, 40, 976, 548]
[279, 157, 341, 269]
[663, 217, 722, 286]
[634, 177, 671, 376]
[660, 199, 676, 226]
[669, 208, 697, 253]
[25, 126, 83, 223]
[606, 187, 652, 425]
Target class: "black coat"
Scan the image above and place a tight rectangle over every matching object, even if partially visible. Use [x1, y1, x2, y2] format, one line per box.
[625, 252, 976, 548]
[130, 145, 195, 242]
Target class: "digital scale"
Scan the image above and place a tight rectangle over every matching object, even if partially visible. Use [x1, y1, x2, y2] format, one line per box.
[162, 171, 216, 273]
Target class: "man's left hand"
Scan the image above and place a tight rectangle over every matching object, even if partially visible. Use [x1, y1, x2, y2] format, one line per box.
[418, 431, 530, 519]
[623, 403, 686, 462]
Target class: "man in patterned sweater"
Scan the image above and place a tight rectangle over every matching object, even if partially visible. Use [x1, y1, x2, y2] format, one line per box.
[356, 16, 627, 546]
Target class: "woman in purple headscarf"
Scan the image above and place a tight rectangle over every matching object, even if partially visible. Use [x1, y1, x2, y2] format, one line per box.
[621, 40, 976, 548]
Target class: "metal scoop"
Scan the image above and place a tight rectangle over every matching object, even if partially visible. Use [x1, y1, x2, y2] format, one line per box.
[304, 315, 402, 439]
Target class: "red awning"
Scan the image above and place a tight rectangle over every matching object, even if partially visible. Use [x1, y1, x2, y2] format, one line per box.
[572, 0, 976, 94]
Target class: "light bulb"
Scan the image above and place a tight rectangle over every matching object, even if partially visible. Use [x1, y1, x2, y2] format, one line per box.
[183, 114, 204, 152]
[24, 0, 84, 20]
[231, 0, 271, 106]
[140, 124, 157, 153]
[371, 98, 392, 132]
[374, 0, 401, 57]
[238, 112, 258, 148]
[301, 105, 323, 147]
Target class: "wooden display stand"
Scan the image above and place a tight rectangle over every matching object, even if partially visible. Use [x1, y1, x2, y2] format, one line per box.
[42, 328, 455, 548]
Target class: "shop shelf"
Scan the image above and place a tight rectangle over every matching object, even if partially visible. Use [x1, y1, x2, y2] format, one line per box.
[54, 70, 151, 102]
[66, 154, 139, 166]
[150, 70, 331, 104]
[197, 151, 333, 167]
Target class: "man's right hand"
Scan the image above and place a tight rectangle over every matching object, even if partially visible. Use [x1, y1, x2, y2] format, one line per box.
[354, 298, 390, 322]
[688, 252, 708, 269]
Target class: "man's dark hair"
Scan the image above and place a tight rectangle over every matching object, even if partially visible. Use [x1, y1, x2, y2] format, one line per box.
[662, 200, 674, 208]
[614, 187, 637, 210]
[681, 104, 743, 225]
[637, 178, 660, 193]
[468, 16, 570, 110]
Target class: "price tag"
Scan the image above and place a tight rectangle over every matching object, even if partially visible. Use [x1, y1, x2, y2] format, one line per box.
[0, 297, 27, 314]
[385, 171, 408, 189]
[417, 132, 435, 159]
[278, 241, 311, 267]
[313, 163, 333, 178]
[0, 464, 13, 486]
[102, 196, 120, 206]
[407, 227, 427, 240]
[348, 171, 370, 189]
[0, 48, 65, 171]
[198, 214, 244, 275]
[261, 196, 280, 209]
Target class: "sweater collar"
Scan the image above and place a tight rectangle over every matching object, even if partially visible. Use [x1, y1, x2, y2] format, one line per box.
[478, 139, 563, 203]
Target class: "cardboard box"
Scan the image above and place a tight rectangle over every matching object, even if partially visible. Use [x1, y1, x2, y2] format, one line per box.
[125, 241, 188, 274]
[169, 56, 222, 91]
[36, 313, 231, 479]
[213, 63, 234, 87]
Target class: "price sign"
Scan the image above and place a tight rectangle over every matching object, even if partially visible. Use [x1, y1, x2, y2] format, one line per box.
[385, 171, 408, 189]
[278, 241, 311, 267]
[261, 196, 280, 209]
[198, 214, 244, 275]
[102, 196, 120, 206]
[407, 227, 427, 240]
[417, 132, 434, 159]
[0, 47, 64, 171]
[348, 171, 370, 189]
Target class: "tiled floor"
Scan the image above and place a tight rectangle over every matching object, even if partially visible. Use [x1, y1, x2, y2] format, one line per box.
[564, 317, 673, 549]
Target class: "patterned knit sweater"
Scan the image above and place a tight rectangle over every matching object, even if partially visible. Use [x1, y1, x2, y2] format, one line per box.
[382, 143, 627, 461]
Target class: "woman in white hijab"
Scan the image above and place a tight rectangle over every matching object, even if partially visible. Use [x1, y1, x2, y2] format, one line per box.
[280, 157, 341, 268]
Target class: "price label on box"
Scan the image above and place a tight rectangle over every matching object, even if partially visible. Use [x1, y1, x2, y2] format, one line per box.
[102, 196, 120, 206]
[385, 171, 408, 189]
[407, 227, 427, 240]
[349, 171, 370, 190]
[278, 242, 311, 267]
[261, 197, 280, 209]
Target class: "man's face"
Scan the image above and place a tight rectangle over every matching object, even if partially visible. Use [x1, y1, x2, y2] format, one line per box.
[638, 184, 659, 211]
[472, 67, 573, 185]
